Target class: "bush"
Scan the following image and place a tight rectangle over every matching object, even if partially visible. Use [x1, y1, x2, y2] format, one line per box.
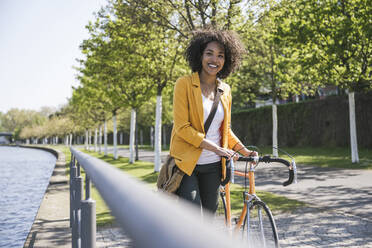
[232, 92, 372, 148]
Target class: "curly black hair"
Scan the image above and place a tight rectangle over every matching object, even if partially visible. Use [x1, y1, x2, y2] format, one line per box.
[185, 28, 245, 79]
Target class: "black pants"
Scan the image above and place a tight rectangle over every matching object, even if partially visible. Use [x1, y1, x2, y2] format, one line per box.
[176, 161, 221, 214]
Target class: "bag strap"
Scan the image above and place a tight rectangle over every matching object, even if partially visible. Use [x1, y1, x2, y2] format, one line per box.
[204, 88, 222, 134]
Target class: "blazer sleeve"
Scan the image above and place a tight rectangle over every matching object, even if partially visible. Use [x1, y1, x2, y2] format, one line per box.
[172, 77, 205, 148]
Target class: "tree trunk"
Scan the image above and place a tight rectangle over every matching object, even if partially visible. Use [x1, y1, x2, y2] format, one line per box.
[104, 120, 108, 156]
[85, 129, 88, 150]
[94, 128, 98, 152]
[129, 108, 136, 164]
[69, 133, 72, 146]
[348, 92, 359, 163]
[98, 124, 102, 154]
[88, 130, 91, 150]
[135, 124, 139, 161]
[150, 126, 154, 148]
[113, 115, 118, 159]
[272, 103, 278, 157]
[154, 94, 162, 172]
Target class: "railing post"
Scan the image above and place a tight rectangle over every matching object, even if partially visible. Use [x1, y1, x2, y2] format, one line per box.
[70, 155, 75, 228]
[72, 162, 83, 248]
[81, 175, 96, 248]
[71, 155, 80, 248]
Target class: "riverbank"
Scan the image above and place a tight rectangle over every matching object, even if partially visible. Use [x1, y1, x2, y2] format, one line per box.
[23, 146, 70, 248]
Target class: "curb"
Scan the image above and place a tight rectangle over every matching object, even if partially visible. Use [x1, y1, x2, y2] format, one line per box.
[22, 146, 71, 248]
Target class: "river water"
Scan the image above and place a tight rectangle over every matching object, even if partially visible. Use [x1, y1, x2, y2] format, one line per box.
[0, 146, 56, 248]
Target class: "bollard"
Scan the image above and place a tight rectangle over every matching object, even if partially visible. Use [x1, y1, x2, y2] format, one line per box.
[81, 200, 96, 248]
[81, 175, 96, 248]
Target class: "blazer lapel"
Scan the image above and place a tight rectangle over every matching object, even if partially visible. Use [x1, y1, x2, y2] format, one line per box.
[191, 73, 205, 132]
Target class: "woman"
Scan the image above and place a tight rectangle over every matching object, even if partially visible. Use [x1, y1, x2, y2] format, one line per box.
[170, 28, 257, 214]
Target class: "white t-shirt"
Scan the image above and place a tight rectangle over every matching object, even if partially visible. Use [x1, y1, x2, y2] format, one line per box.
[196, 94, 225, 165]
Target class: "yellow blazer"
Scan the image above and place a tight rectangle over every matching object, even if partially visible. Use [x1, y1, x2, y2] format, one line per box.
[170, 72, 241, 177]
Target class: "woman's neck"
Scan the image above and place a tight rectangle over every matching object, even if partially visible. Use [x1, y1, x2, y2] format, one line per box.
[199, 71, 217, 87]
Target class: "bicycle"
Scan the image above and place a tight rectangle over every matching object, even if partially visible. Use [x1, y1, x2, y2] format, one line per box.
[217, 150, 297, 248]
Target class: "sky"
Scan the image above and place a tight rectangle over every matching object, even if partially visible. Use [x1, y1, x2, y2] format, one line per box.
[0, 0, 107, 113]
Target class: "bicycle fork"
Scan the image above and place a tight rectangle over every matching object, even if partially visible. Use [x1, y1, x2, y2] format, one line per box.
[243, 163, 267, 247]
[244, 193, 263, 247]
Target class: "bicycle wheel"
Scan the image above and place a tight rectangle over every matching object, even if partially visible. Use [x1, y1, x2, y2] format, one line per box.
[243, 200, 279, 248]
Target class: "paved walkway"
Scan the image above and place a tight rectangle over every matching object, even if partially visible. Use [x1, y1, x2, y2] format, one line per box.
[23, 149, 70, 248]
[97, 147, 372, 248]
[234, 162, 372, 247]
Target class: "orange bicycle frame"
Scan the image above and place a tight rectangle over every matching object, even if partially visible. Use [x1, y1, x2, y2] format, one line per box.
[225, 163, 256, 230]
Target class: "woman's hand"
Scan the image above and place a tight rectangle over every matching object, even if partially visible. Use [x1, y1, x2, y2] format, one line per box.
[215, 147, 236, 160]
[200, 139, 235, 160]
[248, 150, 258, 157]
[231, 143, 259, 163]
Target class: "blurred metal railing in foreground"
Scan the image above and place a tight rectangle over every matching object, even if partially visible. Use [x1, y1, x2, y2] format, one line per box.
[69, 147, 246, 248]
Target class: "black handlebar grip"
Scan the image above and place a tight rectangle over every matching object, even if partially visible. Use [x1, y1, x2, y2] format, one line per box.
[237, 156, 295, 187]
[283, 169, 294, 186]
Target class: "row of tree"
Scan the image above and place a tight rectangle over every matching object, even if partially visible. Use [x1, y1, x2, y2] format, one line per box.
[0, 107, 55, 138]
[13, 0, 371, 166]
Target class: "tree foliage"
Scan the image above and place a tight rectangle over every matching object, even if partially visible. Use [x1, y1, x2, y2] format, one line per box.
[274, 0, 372, 91]
[0, 109, 47, 138]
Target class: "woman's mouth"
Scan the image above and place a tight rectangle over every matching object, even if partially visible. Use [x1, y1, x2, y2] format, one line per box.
[208, 63, 218, 69]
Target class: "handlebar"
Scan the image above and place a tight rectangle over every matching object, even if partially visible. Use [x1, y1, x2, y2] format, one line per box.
[221, 155, 297, 187]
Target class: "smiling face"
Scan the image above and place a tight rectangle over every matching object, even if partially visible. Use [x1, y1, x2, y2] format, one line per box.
[200, 41, 225, 78]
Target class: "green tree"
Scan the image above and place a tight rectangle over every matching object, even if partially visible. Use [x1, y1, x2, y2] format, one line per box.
[233, 1, 318, 155]
[112, 0, 187, 170]
[0, 112, 4, 131]
[78, 4, 158, 162]
[122, 0, 251, 169]
[1, 108, 47, 139]
[275, 0, 372, 162]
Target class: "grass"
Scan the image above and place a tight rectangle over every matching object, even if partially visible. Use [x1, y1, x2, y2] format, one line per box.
[76, 148, 305, 225]
[82, 151, 157, 226]
[45, 145, 116, 226]
[92, 152, 158, 187]
[94, 144, 372, 169]
[255, 146, 372, 169]
[43, 144, 370, 226]
[228, 184, 306, 216]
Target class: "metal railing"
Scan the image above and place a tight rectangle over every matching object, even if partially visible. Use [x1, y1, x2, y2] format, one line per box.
[70, 149, 96, 248]
[69, 147, 246, 248]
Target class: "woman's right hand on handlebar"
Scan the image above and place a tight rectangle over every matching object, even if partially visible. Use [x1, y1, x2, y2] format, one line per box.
[199, 139, 235, 160]
[216, 147, 236, 160]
